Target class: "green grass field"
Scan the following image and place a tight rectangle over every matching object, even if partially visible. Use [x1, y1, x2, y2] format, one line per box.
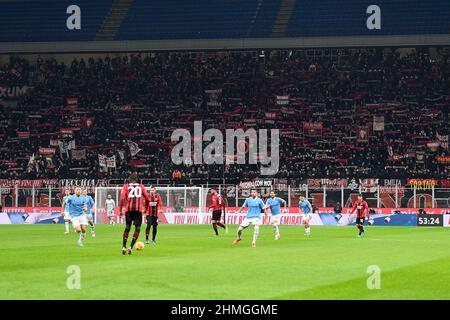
[0, 224, 449, 300]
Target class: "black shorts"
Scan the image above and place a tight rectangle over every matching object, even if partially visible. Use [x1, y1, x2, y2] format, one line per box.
[212, 210, 222, 221]
[356, 217, 365, 225]
[146, 215, 158, 226]
[125, 211, 143, 226]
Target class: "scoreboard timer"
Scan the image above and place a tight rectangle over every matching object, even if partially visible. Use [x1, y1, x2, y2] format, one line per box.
[416, 214, 443, 227]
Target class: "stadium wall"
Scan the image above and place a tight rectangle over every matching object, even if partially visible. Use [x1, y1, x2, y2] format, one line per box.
[1, 34, 450, 53]
[1, 179, 450, 209]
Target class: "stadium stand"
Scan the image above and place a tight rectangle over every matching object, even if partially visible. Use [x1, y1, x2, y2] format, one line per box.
[0, 48, 448, 183]
[271, 0, 296, 37]
[0, 0, 113, 42]
[96, 0, 134, 41]
[0, 0, 281, 42]
[0, 1, 449, 43]
[116, 0, 281, 40]
[286, 0, 450, 37]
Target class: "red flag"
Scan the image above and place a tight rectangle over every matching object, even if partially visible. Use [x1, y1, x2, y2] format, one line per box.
[66, 98, 78, 110]
[39, 147, 56, 155]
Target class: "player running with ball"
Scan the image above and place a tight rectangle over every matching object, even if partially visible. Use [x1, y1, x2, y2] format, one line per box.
[233, 189, 267, 248]
[265, 191, 287, 240]
[119, 174, 150, 255]
[299, 195, 312, 236]
[349, 194, 370, 238]
[66, 186, 88, 247]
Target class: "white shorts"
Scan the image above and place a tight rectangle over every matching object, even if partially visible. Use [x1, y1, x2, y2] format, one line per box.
[302, 214, 312, 221]
[72, 215, 88, 229]
[86, 213, 94, 222]
[270, 215, 281, 224]
[107, 210, 115, 217]
[240, 217, 261, 228]
[63, 211, 72, 221]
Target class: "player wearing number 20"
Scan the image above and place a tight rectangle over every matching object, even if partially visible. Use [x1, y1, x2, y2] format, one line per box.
[119, 174, 150, 255]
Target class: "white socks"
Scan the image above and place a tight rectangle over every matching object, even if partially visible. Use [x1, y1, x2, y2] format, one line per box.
[65, 222, 70, 233]
[305, 227, 311, 235]
[273, 224, 280, 237]
[237, 226, 244, 240]
[252, 226, 260, 243]
[79, 232, 86, 242]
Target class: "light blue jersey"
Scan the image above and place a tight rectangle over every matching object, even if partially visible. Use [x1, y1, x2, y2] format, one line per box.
[299, 199, 312, 214]
[265, 197, 284, 215]
[63, 195, 70, 213]
[243, 197, 265, 219]
[83, 195, 95, 215]
[66, 194, 87, 218]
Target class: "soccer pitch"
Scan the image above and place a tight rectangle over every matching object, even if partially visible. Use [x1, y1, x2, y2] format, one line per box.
[0, 224, 449, 300]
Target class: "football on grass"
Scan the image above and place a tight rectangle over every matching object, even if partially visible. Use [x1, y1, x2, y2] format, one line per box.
[136, 242, 145, 250]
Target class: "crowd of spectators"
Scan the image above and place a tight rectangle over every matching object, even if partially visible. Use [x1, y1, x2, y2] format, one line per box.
[0, 48, 448, 183]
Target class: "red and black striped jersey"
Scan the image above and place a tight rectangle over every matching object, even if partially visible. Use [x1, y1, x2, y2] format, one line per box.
[210, 194, 226, 211]
[119, 183, 150, 213]
[146, 194, 162, 217]
[350, 200, 369, 218]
